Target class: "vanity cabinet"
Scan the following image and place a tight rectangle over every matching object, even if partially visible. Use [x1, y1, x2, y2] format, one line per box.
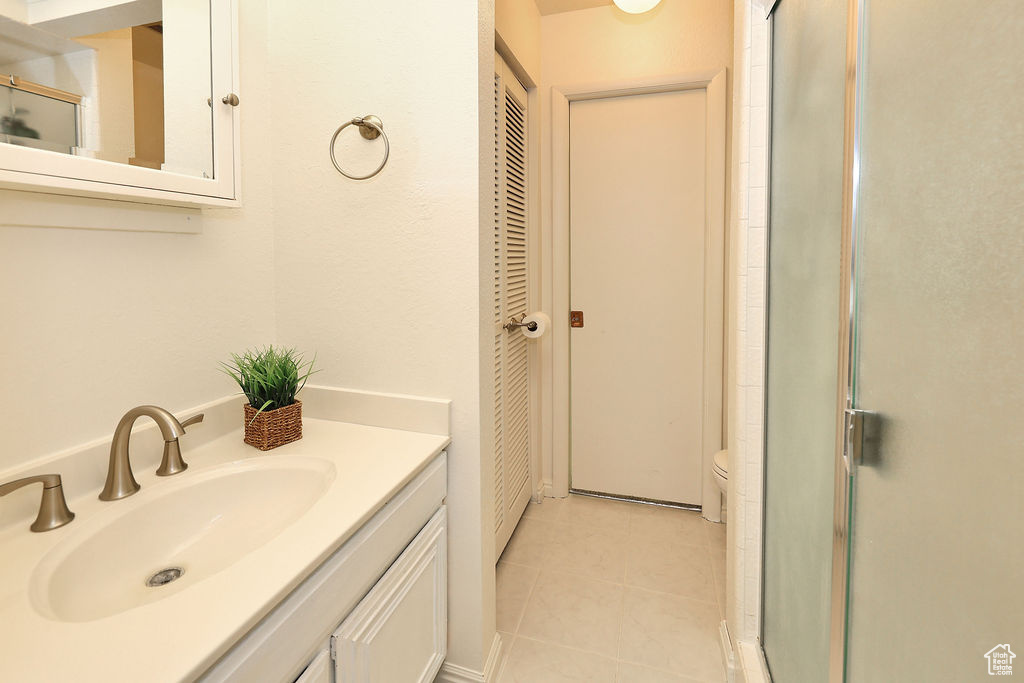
[199, 453, 447, 683]
[331, 508, 446, 682]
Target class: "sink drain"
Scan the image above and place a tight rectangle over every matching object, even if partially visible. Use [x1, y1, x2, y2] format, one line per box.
[146, 567, 185, 587]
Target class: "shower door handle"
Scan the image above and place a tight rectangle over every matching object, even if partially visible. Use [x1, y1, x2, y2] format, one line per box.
[843, 408, 872, 474]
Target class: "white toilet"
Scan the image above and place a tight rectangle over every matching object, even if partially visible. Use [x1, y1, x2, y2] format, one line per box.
[712, 449, 728, 521]
[712, 448, 728, 492]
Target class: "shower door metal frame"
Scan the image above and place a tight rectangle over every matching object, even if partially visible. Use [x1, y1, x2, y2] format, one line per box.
[828, 0, 868, 680]
[758, 0, 776, 660]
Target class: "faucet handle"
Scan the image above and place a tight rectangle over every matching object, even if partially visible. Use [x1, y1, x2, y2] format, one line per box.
[0, 474, 75, 532]
[156, 412, 205, 477]
[180, 413, 205, 430]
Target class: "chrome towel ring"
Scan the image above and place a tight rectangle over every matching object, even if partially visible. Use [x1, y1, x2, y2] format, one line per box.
[329, 115, 389, 180]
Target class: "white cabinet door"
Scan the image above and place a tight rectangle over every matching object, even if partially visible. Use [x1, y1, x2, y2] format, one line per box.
[295, 650, 332, 683]
[332, 507, 447, 683]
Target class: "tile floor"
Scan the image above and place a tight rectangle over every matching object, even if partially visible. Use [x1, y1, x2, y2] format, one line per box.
[495, 494, 727, 683]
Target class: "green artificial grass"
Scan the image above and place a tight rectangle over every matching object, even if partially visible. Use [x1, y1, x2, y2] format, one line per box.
[222, 345, 318, 418]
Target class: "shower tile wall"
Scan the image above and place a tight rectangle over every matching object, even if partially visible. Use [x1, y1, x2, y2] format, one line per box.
[729, 0, 772, 645]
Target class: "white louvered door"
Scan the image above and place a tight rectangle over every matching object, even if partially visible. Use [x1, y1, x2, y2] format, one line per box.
[494, 54, 531, 558]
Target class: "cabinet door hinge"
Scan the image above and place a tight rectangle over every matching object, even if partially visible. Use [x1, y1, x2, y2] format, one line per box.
[329, 635, 337, 662]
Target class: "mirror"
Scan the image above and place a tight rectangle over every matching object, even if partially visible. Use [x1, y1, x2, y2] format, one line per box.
[0, 0, 214, 179]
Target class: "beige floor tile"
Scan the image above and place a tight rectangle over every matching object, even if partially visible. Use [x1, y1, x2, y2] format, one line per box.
[616, 661, 701, 682]
[497, 561, 540, 633]
[518, 571, 625, 655]
[499, 630, 515, 658]
[523, 496, 568, 524]
[500, 500, 730, 682]
[548, 521, 630, 583]
[709, 546, 726, 579]
[619, 587, 726, 682]
[503, 515, 629, 582]
[709, 544, 727, 617]
[713, 581, 726, 618]
[703, 519, 726, 549]
[499, 636, 618, 683]
[500, 517, 560, 568]
[625, 537, 717, 602]
[629, 505, 708, 546]
[560, 494, 632, 533]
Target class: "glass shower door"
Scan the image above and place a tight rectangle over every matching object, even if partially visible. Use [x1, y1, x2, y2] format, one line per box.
[841, 1, 1024, 680]
[761, 1, 847, 681]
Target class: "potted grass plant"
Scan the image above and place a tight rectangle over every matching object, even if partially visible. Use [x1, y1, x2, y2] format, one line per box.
[222, 346, 318, 451]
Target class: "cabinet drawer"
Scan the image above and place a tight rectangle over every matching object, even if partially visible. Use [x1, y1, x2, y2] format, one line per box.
[332, 507, 447, 683]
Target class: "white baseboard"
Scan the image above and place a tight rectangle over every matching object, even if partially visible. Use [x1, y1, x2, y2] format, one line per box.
[435, 633, 503, 683]
[541, 481, 569, 499]
[719, 620, 739, 683]
[737, 639, 772, 683]
[533, 480, 544, 504]
[484, 633, 505, 682]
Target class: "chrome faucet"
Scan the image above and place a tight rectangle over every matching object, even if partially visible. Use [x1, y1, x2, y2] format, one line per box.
[99, 406, 205, 501]
[0, 474, 75, 532]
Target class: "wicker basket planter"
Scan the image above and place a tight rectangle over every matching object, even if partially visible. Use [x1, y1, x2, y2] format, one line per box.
[243, 400, 303, 451]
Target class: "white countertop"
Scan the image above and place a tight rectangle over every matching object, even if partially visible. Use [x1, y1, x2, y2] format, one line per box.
[0, 418, 449, 682]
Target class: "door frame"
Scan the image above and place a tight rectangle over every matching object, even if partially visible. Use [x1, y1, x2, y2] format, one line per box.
[549, 70, 728, 518]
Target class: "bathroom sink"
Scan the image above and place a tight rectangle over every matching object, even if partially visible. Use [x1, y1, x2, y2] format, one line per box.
[29, 456, 336, 623]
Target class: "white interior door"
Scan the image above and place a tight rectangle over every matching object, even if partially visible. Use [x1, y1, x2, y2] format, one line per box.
[569, 90, 706, 505]
[494, 54, 531, 556]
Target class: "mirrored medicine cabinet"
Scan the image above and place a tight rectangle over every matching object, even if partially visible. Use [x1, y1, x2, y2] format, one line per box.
[0, 0, 237, 207]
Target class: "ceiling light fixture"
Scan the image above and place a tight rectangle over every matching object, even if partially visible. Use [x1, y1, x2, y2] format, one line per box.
[612, 0, 662, 14]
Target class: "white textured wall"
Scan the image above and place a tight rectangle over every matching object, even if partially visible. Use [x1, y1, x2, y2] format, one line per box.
[266, 0, 495, 674]
[0, 1, 495, 675]
[0, 2, 276, 470]
[538, 0, 734, 490]
[0, 49, 95, 102]
[727, 0, 769, 647]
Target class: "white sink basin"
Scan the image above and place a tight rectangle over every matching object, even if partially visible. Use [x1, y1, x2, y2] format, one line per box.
[29, 456, 336, 623]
